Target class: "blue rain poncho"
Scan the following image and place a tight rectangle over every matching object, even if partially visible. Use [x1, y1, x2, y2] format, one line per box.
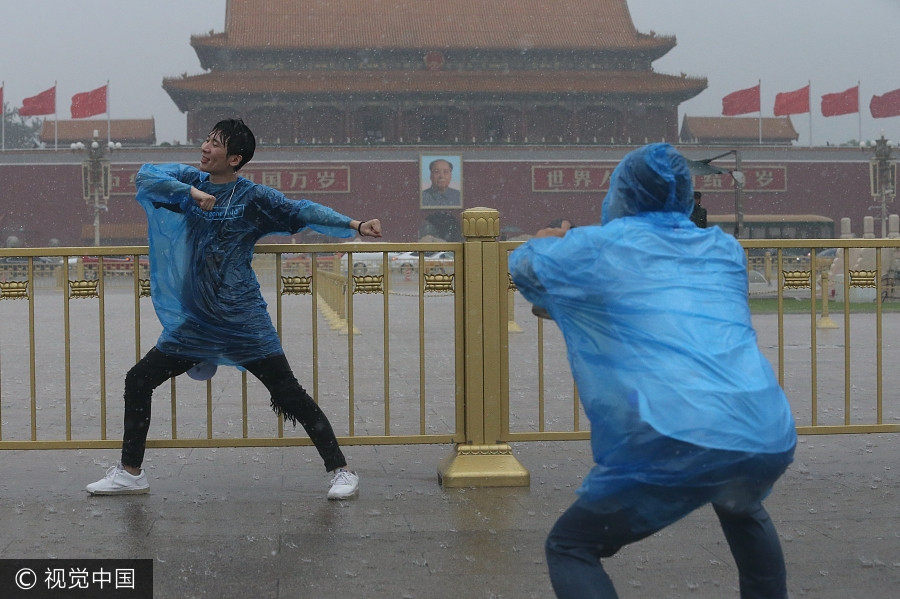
[136, 163, 354, 366]
[509, 144, 796, 501]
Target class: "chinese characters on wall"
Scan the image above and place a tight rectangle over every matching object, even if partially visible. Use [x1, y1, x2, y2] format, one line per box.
[532, 165, 787, 192]
[109, 165, 351, 196]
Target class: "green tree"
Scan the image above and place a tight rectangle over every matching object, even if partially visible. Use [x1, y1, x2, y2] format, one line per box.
[1, 103, 42, 148]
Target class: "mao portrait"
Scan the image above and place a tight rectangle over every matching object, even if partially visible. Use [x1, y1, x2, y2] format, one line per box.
[420, 155, 463, 209]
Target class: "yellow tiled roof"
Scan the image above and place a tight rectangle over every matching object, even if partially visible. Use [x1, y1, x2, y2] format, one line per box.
[192, 0, 674, 51]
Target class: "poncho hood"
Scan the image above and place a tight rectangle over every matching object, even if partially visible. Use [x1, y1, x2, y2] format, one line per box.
[601, 143, 694, 225]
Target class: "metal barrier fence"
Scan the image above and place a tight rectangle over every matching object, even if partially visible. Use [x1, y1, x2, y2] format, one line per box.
[1, 209, 898, 487]
[0, 241, 464, 453]
[740, 239, 900, 434]
[500, 237, 900, 441]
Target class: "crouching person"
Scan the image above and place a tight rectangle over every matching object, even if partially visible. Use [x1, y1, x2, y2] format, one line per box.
[509, 143, 796, 598]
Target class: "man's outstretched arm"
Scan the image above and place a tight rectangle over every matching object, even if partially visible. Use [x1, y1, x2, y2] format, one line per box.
[136, 163, 217, 212]
[254, 187, 381, 238]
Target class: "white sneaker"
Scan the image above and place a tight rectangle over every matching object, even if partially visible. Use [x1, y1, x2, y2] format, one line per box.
[85, 464, 150, 495]
[327, 468, 359, 500]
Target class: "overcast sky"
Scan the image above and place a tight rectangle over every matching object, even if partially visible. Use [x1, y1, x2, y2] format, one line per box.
[1, 0, 897, 146]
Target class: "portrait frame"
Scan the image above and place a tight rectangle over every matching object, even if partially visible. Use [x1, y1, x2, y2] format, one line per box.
[419, 154, 463, 209]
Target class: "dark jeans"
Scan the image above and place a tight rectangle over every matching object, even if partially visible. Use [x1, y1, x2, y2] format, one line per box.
[121, 347, 347, 472]
[546, 475, 790, 599]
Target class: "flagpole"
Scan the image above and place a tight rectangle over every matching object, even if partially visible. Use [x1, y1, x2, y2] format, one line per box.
[808, 80, 812, 147]
[54, 80, 58, 150]
[758, 79, 762, 145]
[1, 80, 5, 151]
[106, 80, 111, 146]
[857, 80, 862, 144]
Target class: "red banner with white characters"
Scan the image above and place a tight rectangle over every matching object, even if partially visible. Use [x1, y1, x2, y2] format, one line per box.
[532, 165, 787, 193]
[694, 166, 786, 192]
[532, 165, 617, 192]
[109, 164, 351, 196]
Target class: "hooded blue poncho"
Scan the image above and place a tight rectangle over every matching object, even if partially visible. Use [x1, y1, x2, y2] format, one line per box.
[508, 144, 796, 500]
[136, 163, 354, 366]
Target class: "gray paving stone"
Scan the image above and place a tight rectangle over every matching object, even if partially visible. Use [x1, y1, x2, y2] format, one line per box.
[0, 435, 896, 598]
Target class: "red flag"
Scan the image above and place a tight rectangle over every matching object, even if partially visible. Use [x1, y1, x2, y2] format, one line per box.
[821, 86, 858, 117]
[19, 85, 56, 116]
[722, 83, 760, 116]
[870, 88, 900, 119]
[774, 84, 810, 116]
[70, 85, 107, 118]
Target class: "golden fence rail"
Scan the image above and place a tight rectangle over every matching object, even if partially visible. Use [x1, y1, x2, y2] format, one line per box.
[0, 242, 463, 454]
[1, 225, 898, 488]
[316, 268, 352, 333]
[499, 237, 900, 443]
[742, 239, 900, 434]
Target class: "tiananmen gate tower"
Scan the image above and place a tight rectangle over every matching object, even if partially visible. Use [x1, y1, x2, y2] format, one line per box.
[163, 0, 707, 146]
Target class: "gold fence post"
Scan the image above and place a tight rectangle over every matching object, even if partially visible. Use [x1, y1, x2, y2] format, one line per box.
[817, 271, 838, 329]
[507, 287, 523, 333]
[438, 207, 529, 487]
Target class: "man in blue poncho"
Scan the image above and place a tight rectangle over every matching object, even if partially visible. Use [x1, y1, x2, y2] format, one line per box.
[509, 143, 796, 598]
[87, 119, 380, 500]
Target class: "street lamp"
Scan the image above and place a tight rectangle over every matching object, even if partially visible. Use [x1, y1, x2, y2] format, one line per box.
[71, 130, 121, 246]
[860, 135, 896, 238]
[687, 150, 745, 236]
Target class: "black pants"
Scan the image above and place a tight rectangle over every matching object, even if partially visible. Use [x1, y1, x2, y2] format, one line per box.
[545, 448, 793, 599]
[546, 491, 788, 599]
[121, 347, 347, 472]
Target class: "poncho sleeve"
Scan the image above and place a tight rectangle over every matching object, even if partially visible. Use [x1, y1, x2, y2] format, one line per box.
[251, 186, 355, 238]
[508, 231, 601, 318]
[508, 240, 553, 311]
[135, 163, 204, 212]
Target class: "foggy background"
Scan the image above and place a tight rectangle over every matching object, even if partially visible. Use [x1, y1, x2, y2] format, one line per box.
[0, 0, 897, 146]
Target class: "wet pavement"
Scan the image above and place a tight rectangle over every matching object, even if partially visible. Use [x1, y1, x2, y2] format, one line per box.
[0, 285, 898, 597]
[0, 434, 897, 598]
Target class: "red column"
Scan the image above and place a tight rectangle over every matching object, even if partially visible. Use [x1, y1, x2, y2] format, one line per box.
[343, 109, 353, 143]
[520, 105, 528, 142]
[618, 108, 629, 143]
[186, 111, 200, 145]
[569, 107, 580, 143]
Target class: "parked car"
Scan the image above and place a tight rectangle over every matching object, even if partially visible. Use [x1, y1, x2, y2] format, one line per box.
[281, 252, 341, 274]
[422, 251, 455, 274]
[0, 256, 61, 278]
[389, 251, 455, 276]
[339, 248, 387, 276]
[0, 256, 60, 266]
[389, 251, 429, 276]
[66, 255, 149, 273]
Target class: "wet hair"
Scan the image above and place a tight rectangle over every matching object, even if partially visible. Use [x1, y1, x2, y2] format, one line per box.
[209, 118, 256, 171]
[429, 158, 453, 173]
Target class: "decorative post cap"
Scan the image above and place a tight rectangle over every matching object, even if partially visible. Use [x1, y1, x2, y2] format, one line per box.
[461, 207, 500, 240]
